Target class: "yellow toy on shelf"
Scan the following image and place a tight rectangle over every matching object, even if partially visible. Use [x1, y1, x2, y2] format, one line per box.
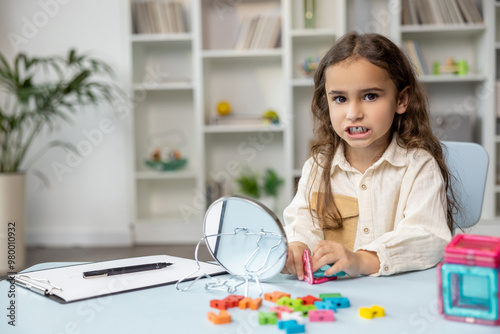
[433, 57, 468, 76]
[216, 100, 232, 116]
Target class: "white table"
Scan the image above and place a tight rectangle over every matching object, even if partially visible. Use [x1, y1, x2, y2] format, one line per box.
[0, 262, 498, 334]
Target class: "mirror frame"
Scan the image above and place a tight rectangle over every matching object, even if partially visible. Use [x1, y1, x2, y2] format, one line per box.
[203, 195, 288, 281]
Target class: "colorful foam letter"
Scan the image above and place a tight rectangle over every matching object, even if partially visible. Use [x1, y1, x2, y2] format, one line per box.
[207, 310, 231, 324]
[308, 309, 335, 322]
[359, 305, 385, 319]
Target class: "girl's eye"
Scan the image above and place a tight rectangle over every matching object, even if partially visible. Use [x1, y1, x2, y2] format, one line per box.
[333, 96, 346, 103]
[364, 93, 378, 101]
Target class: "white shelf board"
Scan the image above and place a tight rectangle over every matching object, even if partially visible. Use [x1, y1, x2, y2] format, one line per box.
[135, 170, 197, 180]
[291, 29, 337, 38]
[401, 24, 486, 36]
[133, 82, 194, 91]
[204, 124, 285, 134]
[202, 49, 283, 59]
[131, 33, 192, 43]
[292, 78, 314, 87]
[419, 74, 487, 83]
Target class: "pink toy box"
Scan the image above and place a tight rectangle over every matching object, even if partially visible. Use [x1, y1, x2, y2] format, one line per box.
[437, 234, 500, 326]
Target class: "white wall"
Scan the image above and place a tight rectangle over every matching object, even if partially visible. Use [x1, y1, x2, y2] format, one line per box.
[0, 0, 134, 246]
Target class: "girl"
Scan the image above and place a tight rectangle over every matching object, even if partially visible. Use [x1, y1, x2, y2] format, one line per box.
[283, 32, 458, 279]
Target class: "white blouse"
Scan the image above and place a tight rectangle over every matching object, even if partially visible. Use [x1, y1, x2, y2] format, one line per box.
[283, 136, 452, 276]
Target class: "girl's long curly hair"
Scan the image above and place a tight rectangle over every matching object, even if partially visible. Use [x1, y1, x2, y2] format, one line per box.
[309, 31, 458, 232]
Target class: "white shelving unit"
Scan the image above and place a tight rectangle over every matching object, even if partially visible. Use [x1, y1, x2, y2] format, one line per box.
[128, 0, 346, 243]
[129, 0, 500, 243]
[389, 0, 497, 221]
[129, 0, 204, 243]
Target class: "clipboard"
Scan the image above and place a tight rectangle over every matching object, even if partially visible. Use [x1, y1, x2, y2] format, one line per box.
[9, 255, 226, 303]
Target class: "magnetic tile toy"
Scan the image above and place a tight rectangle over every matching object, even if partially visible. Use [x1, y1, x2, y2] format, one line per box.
[438, 234, 500, 326]
[302, 249, 345, 284]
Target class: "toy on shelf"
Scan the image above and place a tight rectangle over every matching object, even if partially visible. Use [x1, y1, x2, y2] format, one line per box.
[216, 100, 232, 116]
[145, 147, 187, 171]
[437, 234, 500, 326]
[433, 57, 468, 76]
[145, 130, 188, 171]
[298, 56, 321, 78]
[211, 105, 280, 126]
[262, 109, 280, 125]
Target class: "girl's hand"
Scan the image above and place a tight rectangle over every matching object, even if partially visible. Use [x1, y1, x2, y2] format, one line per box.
[282, 241, 309, 280]
[311, 240, 380, 277]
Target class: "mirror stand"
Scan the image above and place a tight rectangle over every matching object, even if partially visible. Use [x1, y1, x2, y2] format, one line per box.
[175, 227, 285, 297]
[176, 196, 288, 297]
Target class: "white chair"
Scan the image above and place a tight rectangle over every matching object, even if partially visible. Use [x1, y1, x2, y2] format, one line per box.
[442, 141, 489, 232]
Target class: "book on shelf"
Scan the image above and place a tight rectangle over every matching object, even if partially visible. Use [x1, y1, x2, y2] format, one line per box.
[402, 40, 428, 76]
[402, 0, 483, 25]
[131, 0, 186, 34]
[234, 14, 281, 50]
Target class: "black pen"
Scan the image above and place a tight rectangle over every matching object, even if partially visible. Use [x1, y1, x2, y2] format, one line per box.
[83, 262, 173, 278]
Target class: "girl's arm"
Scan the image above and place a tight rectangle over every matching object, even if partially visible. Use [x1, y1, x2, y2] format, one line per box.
[354, 154, 452, 276]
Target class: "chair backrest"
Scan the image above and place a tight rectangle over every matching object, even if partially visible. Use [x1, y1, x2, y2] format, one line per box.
[441, 141, 489, 231]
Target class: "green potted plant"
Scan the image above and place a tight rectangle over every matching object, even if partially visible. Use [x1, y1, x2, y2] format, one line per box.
[235, 167, 284, 211]
[235, 168, 261, 199]
[262, 168, 284, 198]
[0, 49, 120, 275]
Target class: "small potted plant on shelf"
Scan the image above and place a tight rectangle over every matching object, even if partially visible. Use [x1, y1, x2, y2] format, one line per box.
[235, 167, 284, 211]
[0, 49, 121, 275]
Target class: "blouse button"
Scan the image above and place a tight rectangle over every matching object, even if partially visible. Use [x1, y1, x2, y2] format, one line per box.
[361, 184, 367, 190]
[363, 227, 370, 234]
[384, 266, 389, 272]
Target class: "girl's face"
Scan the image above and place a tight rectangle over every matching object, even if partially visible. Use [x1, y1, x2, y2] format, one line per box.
[324, 57, 408, 156]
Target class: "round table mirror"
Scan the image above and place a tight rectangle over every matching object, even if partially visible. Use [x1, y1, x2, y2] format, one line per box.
[203, 196, 288, 281]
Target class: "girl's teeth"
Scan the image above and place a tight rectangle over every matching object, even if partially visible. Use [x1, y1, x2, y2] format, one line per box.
[350, 127, 367, 134]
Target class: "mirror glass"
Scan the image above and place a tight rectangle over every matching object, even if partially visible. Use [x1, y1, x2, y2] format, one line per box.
[204, 196, 287, 281]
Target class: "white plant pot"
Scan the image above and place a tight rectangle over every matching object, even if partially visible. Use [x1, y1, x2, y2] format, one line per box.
[0, 173, 26, 275]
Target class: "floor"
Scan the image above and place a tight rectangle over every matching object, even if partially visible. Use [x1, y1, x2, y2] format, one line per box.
[24, 244, 213, 271]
